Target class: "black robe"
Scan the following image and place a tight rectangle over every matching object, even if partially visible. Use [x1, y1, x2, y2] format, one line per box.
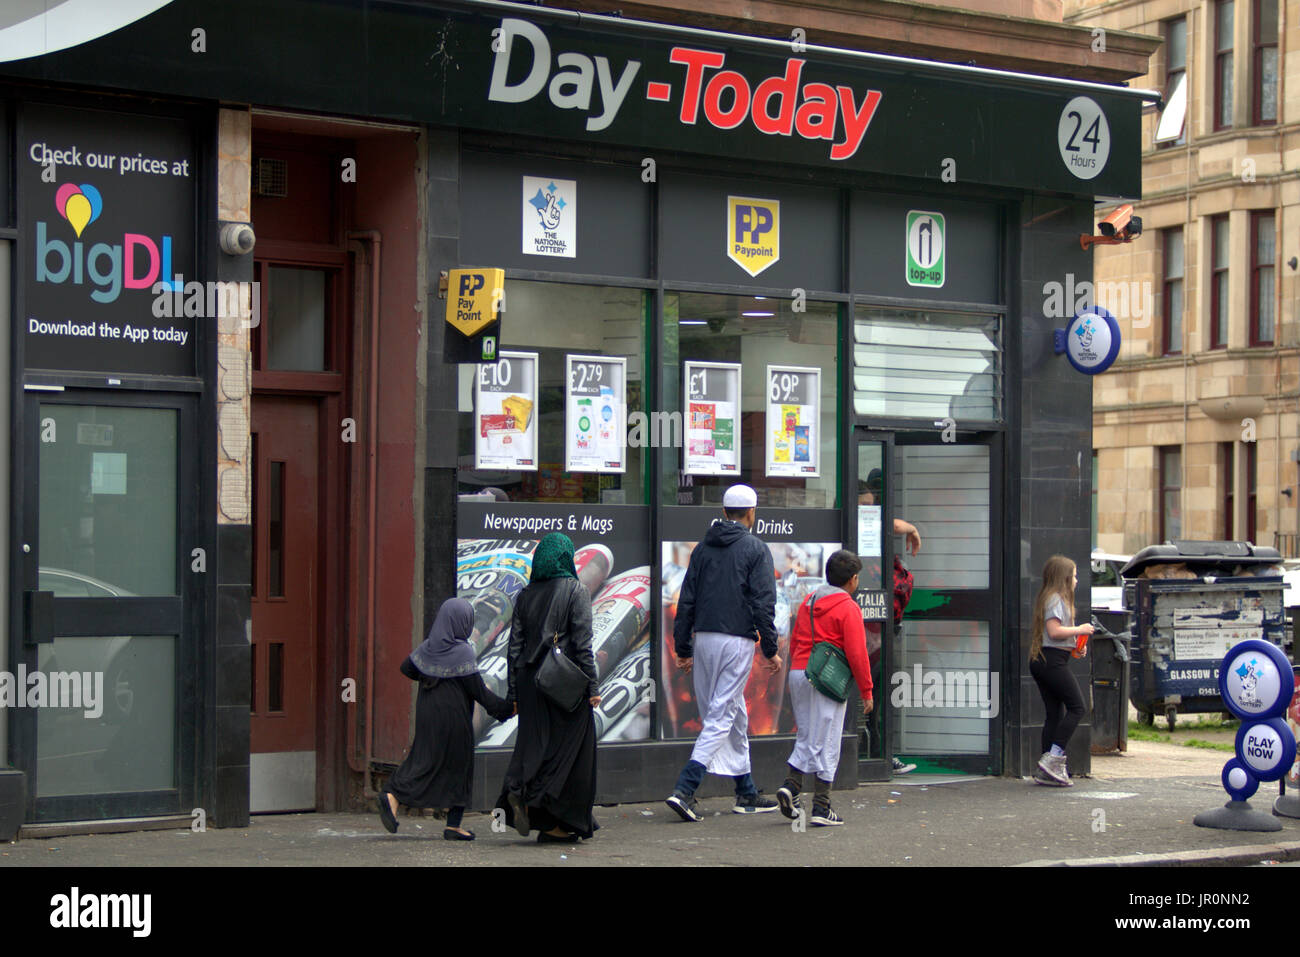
[494, 577, 600, 838]
[388, 656, 512, 809]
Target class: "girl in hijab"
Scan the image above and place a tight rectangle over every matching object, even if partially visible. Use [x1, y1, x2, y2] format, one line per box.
[379, 597, 514, 840]
[495, 532, 602, 843]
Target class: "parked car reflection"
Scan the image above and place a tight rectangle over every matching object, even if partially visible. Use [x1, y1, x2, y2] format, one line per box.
[37, 567, 136, 723]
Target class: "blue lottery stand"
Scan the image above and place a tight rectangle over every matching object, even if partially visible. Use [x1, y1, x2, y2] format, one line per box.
[1195, 639, 1295, 831]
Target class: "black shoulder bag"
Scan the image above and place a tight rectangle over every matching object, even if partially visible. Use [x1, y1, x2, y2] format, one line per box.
[533, 579, 590, 712]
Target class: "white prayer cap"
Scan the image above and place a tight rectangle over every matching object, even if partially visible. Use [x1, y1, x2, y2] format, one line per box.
[722, 484, 757, 508]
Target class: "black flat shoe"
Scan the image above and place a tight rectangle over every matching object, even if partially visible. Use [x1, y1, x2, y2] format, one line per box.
[537, 830, 575, 844]
[377, 791, 398, 834]
[443, 828, 475, 841]
[507, 792, 530, 837]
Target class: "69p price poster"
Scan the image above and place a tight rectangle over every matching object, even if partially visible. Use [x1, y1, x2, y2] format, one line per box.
[474, 351, 538, 470]
[765, 365, 820, 477]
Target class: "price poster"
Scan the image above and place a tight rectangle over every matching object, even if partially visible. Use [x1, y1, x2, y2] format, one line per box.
[683, 360, 741, 476]
[765, 365, 820, 477]
[474, 351, 538, 470]
[857, 505, 881, 558]
[566, 354, 627, 473]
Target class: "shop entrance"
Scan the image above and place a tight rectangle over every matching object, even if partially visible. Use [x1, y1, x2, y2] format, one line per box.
[16, 390, 199, 823]
[888, 431, 1003, 774]
[249, 394, 322, 811]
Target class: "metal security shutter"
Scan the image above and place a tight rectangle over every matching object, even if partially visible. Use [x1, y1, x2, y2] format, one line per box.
[853, 310, 1001, 422]
[893, 444, 993, 755]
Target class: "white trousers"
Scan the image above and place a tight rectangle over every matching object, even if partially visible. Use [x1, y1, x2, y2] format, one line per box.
[689, 632, 754, 777]
[786, 669, 848, 782]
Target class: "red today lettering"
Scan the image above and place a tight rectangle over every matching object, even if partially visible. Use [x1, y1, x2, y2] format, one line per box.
[665, 46, 881, 160]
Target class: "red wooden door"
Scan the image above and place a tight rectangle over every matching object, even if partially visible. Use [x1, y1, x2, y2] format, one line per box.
[250, 395, 320, 810]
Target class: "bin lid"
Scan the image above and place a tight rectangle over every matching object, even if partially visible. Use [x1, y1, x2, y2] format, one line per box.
[1120, 540, 1283, 578]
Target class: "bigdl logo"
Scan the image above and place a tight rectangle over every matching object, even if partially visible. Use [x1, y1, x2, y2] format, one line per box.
[36, 182, 181, 303]
[727, 196, 780, 277]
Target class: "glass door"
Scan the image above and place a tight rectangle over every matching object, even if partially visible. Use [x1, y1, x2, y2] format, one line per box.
[855, 429, 895, 778]
[16, 390, 197, 822]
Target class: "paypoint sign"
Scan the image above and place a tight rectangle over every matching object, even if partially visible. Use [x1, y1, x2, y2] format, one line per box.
[447, 268, 505, 337]
[727, 196, 780, 277]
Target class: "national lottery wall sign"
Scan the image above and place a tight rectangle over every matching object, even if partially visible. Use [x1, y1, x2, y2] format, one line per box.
[474, 350, 538, 470]
[765, 364, 820, 478]
[19, 103, 197, 376]
[522, 175, 576, 258]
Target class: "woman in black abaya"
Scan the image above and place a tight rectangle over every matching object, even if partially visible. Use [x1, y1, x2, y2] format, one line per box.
[495, 533, 602, 843]
[380, 597, 513, 840]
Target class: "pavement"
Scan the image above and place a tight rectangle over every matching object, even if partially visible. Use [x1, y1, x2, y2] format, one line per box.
[2, 737, 1298, 867]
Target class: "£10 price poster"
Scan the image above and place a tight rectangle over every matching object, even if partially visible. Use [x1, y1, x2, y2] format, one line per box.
[765, 365, 820, 477]
[475, 351, 538, 470]
[566, 354, 627, 473]
[683, 360, 741, 476]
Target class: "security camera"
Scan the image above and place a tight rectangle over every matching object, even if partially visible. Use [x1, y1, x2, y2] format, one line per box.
[1080, 204, 1142, 250]
[219, 222, 256, 256]
[706, 315, 728, 334]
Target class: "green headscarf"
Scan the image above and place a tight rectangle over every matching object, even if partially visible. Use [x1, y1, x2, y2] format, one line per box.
[530, 532, 578, 583]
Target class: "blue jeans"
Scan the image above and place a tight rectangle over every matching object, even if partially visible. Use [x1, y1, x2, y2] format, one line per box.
[674, 760, 757, 799]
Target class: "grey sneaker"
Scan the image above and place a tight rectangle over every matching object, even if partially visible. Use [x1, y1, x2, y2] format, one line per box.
[733, 792, 779, 814]
[1037, 752, 1072, 786]
[810, 804, 844, 826]
[891, 757, 917, 775]
[775, 784, 801, 820]
[666, 791, 703, 822]
[1033, 765, 1068, 787]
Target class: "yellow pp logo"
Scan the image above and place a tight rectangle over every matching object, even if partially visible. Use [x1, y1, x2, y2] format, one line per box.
[446, 268, 504, 337]
[727, 196, 780, 277]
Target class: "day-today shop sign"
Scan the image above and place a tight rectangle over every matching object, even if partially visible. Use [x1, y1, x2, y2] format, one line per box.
[1, 3, 1145, 198]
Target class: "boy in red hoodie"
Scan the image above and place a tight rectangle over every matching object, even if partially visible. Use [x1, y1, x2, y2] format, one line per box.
[776, 550, 873, 826]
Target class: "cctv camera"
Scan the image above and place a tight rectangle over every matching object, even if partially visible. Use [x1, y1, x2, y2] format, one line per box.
[220, 222, 256, 256]
[707, 315, 728, 334]
[1098, 204, 1133, 238]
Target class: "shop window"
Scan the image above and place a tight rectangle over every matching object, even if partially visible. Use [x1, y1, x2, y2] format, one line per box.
[1220, 441, 1235, 540]
[457, 281, 648, 505]
[36, 635, 176, 796]
[1250, 212, 1275, 345]
[1210, 216, 1230, 349]
[1091, 449, 1099, 547]
[1215, 1, 1234, 131]
[1246, 441, 1258, 542]
[660, 291, 840, 508]
[38, 405, 178, 596]
[1253, 0, 1278, 125]
[265, 266, 330, 372]
[1156, 17, 1188, 146]
[852, 307, 1001, 423]
[1162, 230, 1184, 356]
[1159, 446, 1182, 542]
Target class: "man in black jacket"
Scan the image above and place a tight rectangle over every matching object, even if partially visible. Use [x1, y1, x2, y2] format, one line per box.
[666, 484, 782, 821]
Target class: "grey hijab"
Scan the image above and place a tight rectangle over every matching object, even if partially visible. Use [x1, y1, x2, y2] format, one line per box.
[409, 598, 478, 678]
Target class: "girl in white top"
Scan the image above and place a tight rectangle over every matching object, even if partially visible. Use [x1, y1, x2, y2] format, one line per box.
[1028, 555, 1094, 786]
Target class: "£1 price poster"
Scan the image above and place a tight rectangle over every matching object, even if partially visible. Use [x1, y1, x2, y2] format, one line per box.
[683, 360, 741, 476]
[566, 354, 626, 473]
[475, 351, 538, 471]
[765, 365, 820, 477]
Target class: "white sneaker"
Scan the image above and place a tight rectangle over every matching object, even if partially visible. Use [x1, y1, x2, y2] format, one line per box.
[1038, 752, 1072, 786]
